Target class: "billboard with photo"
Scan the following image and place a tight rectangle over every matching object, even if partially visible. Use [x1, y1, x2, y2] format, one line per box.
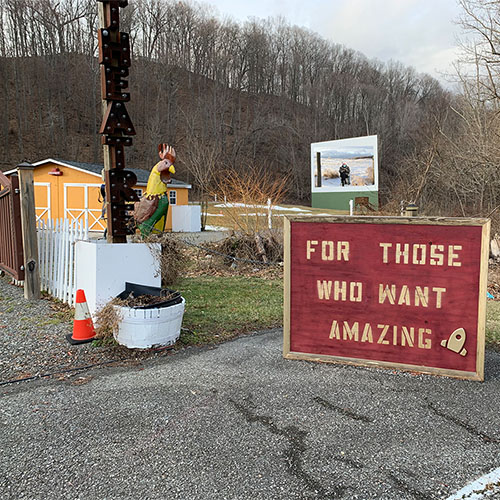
[311, 135, 378, 194]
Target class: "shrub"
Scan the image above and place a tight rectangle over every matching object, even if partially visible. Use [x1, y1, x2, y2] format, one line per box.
[144, 233, 188, 287]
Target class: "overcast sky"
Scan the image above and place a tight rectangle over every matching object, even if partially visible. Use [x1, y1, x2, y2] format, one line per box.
[205, 0, 463, 84]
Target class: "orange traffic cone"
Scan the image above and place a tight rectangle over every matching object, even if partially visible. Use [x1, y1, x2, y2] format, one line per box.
[66, 289, 96, 345]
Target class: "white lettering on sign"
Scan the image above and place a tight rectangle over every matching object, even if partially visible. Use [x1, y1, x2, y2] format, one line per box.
[379, 243, 462, 267]
[317, 281, 363, 302]
[306, 240, 350, 261]
[378, 284, 447, 309]
[328, 320, 432, 349]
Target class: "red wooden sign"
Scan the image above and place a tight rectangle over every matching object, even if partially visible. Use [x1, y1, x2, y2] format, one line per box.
[284, 216, 490, 381]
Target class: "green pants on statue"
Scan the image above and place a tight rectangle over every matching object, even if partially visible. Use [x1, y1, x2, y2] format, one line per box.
[138, 194, 169, 236]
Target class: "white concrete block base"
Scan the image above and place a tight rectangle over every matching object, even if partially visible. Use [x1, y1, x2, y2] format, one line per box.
[75, 240, 161, 317]
[172, 205, 201, 232]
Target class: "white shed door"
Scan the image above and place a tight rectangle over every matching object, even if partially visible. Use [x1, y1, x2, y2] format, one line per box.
[64, 183, 106, 231]
[34, 182, 51, 222]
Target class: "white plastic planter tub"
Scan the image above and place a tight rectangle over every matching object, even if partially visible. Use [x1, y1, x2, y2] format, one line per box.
[114, 298, 185, 349]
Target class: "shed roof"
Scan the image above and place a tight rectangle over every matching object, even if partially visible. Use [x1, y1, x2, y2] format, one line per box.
[5, 158, 191, 189]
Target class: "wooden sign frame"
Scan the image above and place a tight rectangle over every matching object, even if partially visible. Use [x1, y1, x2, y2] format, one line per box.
[283, 216, 490, 381]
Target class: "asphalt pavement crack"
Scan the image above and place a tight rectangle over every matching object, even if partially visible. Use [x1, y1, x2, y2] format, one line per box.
[313, 396, 373, 423]
[427, 402, 499, 444]
[331, 456, 363, 470]
[387, 473, 435, 500]
[229, 398, 347, 499]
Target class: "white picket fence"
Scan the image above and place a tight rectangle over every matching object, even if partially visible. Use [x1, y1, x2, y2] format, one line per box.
[37, 219, 89, 306]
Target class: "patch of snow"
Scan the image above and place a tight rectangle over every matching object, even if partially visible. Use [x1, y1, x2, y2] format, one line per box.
[272, 206, 312, 212]
[214, 202, 258, 209]
[213, 202, 312, 213]
[204, 225, 230, 231]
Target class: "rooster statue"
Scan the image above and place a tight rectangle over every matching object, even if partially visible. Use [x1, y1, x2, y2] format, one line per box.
[136, 143, 176, 236]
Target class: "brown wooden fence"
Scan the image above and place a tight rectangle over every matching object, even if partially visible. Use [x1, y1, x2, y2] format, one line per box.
[0, 171, 24, 280]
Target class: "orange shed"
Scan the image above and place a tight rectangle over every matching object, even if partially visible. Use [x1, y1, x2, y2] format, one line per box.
[4, 159, 191, 232]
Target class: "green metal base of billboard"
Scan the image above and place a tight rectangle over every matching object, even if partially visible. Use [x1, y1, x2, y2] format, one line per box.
[312, 191, 379, 211]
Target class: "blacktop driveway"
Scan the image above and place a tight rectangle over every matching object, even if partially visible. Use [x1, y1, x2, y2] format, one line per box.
[1, 329, 500, 500]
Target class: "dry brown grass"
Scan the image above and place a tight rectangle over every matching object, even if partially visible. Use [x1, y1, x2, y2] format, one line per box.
[366, 166, 374, 184]
[350, 175, 366, 186]
[322, 168, 339, 179]
[181, 240, 283, 279]
[212, 165, 288, 235]
[488, 209, 500, 237]
[217, 230, 283, 264]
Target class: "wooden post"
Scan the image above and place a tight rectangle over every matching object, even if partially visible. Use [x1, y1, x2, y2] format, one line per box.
[316, 152, 322, 188]
[98, 2, 111, 175]
[98, 2, 118, 243]
[17, 162, 40, 300]
[404, 203, 419, 217]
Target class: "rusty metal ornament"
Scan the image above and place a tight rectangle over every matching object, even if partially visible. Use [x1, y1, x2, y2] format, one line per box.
[97, 0, 138, 239]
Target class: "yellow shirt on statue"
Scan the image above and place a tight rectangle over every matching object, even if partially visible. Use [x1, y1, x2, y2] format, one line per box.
[144, 162, 174, 197]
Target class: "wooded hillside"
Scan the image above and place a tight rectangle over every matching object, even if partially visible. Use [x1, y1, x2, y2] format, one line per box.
[0, 0, 498, 215]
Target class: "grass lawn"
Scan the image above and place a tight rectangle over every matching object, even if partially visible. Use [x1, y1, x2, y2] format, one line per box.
[486, 300, 500, 350]
[176, 275, 500, 351]
[177, 276, 283, 345]
[203, 201, 346, 231]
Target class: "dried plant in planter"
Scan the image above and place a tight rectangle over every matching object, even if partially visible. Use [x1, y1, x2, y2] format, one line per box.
[94, 298, 125, 340]
[119, 292, 177, 307]
[142, 233, 188, 287]
[94, 294, 175, 341]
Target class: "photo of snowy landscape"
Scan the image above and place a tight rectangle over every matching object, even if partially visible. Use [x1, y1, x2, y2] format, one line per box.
[315, 146, 375, 188]
[311, 135, 378, 193]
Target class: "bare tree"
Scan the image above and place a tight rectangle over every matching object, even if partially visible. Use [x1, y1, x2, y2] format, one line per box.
[0, 0, 460, 217]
